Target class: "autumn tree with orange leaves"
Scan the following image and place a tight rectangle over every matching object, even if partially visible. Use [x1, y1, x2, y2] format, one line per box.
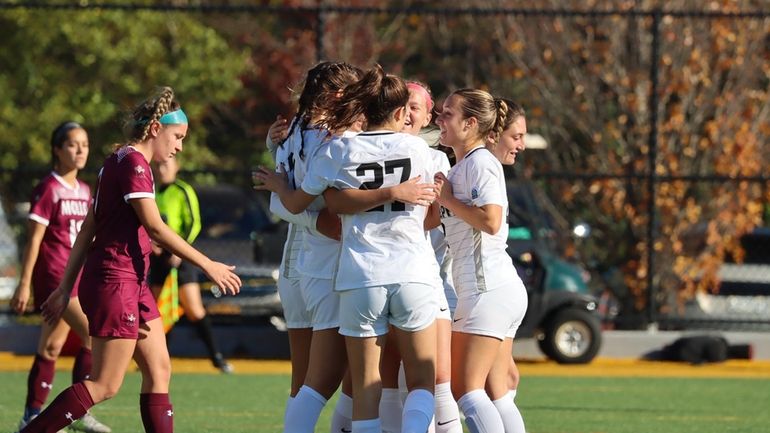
[197, 0, 770, 321]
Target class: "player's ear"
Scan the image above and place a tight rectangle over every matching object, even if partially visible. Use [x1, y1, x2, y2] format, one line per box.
[394, 106, 406, 122]
[148, 121, 161, 139]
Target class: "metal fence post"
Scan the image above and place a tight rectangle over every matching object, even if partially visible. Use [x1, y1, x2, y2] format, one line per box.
[646, 8, 662, 328]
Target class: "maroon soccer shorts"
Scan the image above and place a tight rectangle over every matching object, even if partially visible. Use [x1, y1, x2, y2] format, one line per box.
[79, 277, 160, 338]
[32, 275, 79, 312]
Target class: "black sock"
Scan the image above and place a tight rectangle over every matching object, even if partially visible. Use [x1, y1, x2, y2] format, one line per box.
[192, 316, 222, 365]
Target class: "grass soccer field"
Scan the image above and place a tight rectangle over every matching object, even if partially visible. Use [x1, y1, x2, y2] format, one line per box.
[1, 359, 768, 433]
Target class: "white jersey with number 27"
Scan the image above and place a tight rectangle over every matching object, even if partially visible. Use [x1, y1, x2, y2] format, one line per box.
[302, 130, 439, 291]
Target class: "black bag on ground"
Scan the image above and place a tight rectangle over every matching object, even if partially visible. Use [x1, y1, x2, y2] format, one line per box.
[661, 335, 729, 364]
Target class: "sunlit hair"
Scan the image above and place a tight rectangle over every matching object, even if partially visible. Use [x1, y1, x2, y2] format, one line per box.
[406, 80, 434, 112]
[450, 88, 508, 144]
[491, 97, 525, 147]
[123, 86, 180, 143]
[321, 64, 409, 133]
[286, 61, 362, 160]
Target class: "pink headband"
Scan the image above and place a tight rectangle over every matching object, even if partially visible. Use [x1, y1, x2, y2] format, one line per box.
[407, 83, 434, 112]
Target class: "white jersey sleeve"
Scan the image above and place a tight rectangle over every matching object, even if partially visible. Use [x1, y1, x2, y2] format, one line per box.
[442, 147, 520, 296]
[431, 149, 451, 177]
[301, 137, 344, 196]
[270, 130, 320, 234]
[467, 156, 506, 208]
[269, 193, 319, 234]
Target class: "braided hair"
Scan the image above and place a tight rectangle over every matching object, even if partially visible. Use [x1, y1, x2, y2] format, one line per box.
[124, 86, 180, 144]
[491, 98, 525, 148]
[286, 62, 362, 160]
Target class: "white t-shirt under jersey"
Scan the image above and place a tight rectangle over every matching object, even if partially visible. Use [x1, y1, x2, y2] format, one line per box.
[302, 130, 439, 291]
[441, 146, 520, 296]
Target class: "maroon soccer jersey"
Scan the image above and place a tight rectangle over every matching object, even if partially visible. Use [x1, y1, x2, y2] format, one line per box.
[83, 146, 155, 283]
[29, 172, 91, 293]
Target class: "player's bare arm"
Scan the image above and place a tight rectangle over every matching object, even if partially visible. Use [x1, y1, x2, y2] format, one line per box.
[435, 172, 502, 235]
[10, 220, 47, 314]
[424, 201, 442, 231]
[130, 197, 241, 296]
[322, 175, 437, 214]
[253, 165, 316, 214]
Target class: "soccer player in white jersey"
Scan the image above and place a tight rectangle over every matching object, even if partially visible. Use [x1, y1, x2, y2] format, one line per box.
[265, 61, 362, 432]
[434, 89, 528, 433]
[255, 65, 440, 433]
[481, 97, 528, 433]
[373, 80, 462, 433]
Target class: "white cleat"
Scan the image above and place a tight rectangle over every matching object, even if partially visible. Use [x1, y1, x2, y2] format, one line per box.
[68, 412, 111, 433]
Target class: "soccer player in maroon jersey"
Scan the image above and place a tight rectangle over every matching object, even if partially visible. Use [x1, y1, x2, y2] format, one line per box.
[11, 121, 111, 433]
[20, 87, 241, 433]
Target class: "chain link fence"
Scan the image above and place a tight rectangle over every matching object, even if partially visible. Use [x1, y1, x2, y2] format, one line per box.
[2, 2, 770, 330]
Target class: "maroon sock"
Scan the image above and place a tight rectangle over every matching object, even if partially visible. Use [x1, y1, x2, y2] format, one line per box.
[20, 382, 94, 433]
[140, 393, 173, 433]
[72, 348, 93, 383]
[26, 354, 56, 410]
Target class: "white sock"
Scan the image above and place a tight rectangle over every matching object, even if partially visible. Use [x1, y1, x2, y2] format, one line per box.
[331, 392, 353, 433]
[428, 416, 436, 433]
[283, 385, 327, 433]
[492, 395, 525, 433]
[352, 418, 382, 433]
[380, 388, 403, 433]
[457, 389, 505, 433]
[284, 395, 295, 428]
[434, 382, 462, 433]
[508, 389, 517, 401]
[397, 362, 408, 406]
[402, 389, 434, 433]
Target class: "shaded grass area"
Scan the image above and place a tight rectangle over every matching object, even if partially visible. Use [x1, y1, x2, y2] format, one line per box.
[0, 372, 767, 432]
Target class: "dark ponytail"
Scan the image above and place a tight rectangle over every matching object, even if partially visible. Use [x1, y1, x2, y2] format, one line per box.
[321, 64, 409, 133]
[286, 61, 361, 160]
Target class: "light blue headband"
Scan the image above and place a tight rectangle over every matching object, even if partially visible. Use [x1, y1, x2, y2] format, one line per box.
[159, 109, 188, 125]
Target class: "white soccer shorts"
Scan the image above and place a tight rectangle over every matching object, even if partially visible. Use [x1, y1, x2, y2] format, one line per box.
[277, 276, 312, 329]
[338, 282, 438, 338]
[452, 281, 528, 340]
[300, 276, 340, 331]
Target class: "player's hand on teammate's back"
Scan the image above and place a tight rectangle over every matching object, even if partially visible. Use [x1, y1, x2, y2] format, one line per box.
[392, 175, 437, 207]
[267, 115, 289, 146]
[252, 166, 290, 194]
[203, 261, 242, 296]
[316, 207, 341, 241]
[10, 283, 31, 314]
[40, 286, 70, 325]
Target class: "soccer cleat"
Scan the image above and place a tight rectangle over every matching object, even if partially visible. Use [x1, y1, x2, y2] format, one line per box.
[15, 414, 34, 433]
[213, 354, 234, 374]
[68, 412, 111, 433]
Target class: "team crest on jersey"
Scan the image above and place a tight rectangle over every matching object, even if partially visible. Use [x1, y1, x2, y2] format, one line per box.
[134, 165, 145, 176]
[471, 187, 479, 200]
